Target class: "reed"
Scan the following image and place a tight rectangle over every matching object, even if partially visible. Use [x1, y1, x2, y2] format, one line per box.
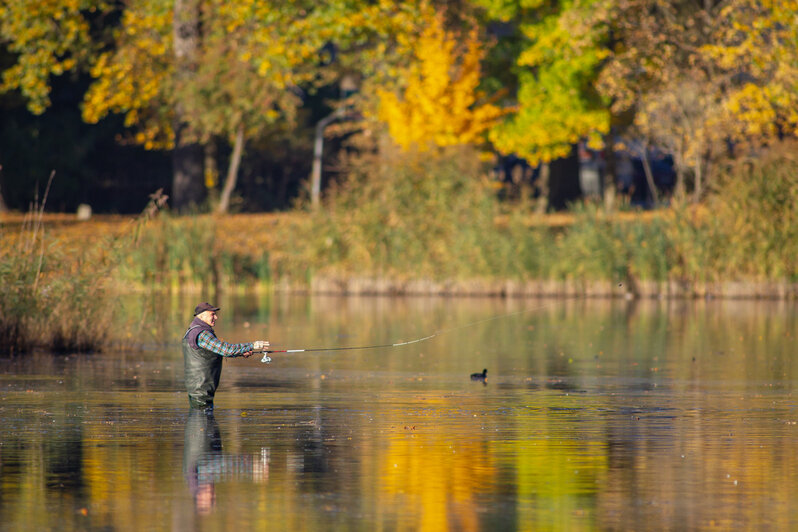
[707, 143, 798, 280]
[116, 213, 278, 291]
[0, 174, 111, 354]
[281, 147, 679, 285]
[0, 186, 169, 355]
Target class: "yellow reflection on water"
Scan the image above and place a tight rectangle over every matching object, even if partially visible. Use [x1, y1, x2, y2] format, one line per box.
[378, 430, 495, 531]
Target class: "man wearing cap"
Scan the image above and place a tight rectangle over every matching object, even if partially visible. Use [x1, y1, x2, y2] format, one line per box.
[183, 302, 269, 410]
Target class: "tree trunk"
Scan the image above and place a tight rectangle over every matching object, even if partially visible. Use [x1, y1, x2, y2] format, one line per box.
[172, 127, 205, 211]
[602, 136, 616, 212]
[217, 123, 245, 214]
[310, 110, 341, 209]
[0, 165, 7, 213]
[548, 146, 581, 210]
[640, 146, 660, 206]
[674, 166, 686, 202]
[171, 0, 204, 212]
[693, 148, 703, 204]
[535, 162, 550, 214]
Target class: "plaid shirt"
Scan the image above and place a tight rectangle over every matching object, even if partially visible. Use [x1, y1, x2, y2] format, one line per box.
[197, 330, 253, 358]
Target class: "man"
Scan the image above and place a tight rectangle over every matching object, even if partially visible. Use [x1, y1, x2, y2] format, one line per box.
[183, 302, 268, 410]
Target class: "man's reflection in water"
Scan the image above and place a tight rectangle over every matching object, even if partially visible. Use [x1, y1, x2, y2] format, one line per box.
[184, 409, 222, 514]
[183, 409, 270, 515]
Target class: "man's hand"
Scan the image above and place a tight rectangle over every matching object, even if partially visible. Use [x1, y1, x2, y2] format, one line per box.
[253, 340, 270, 352]
[241, 351, 253, 358]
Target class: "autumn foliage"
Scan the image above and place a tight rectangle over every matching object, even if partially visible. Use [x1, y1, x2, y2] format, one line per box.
[376, 11, 505, 150]
[2, 0, 798, 207]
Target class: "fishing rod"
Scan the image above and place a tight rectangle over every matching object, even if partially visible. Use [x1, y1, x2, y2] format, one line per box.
[256, 302, 555, 364]
[258, 335, 437, 363]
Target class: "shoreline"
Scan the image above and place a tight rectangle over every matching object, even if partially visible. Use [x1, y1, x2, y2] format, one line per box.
[134, 276, 798, 300]
[300, 277, 798, 299]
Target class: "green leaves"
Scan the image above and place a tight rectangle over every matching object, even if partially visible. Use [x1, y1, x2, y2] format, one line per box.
[485, 0, 610, 163]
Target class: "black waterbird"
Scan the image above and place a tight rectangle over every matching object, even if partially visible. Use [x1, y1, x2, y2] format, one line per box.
[471, 369, 487, 381]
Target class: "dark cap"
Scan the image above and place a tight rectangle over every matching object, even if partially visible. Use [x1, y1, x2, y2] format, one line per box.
[194, 302, 220, 315]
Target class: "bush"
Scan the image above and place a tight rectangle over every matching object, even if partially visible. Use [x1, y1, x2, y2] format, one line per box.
[289, 145, 510, 279]
[120, 214, 216, 289]
[708, 143, 798, 280]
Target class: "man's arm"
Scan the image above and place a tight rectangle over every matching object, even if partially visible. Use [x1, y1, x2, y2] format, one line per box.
[197, 330, 254, 357]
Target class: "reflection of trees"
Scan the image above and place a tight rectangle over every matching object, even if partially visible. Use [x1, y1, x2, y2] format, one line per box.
[2, 297, 798, 530]
[597, 391, 798, 529]
[0, 403, 88, 530]
[491, 398, 609, 531]
[44, 427, 84, 491]
[377, 432, 495, 531]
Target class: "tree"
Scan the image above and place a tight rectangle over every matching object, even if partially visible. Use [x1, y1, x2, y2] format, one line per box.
[704, 0, 798, 142]
[475, 0, 611, 164]
[592, 0, 730, 201]
[595, 0, 798, 201]
[172, 0, 204, 210]
[376, 9, 505, 151]
[469, 0, 613, 212]
[178, 0, 309, 213]
[0, 0, 104, 115]
[2, 1, 494, 211]
[83, 0, 430, 212]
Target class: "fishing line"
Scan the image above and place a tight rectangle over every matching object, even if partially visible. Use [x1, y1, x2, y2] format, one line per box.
[258, 300, 556, 364]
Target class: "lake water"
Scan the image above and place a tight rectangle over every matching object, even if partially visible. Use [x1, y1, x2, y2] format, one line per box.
[1, 294, 797, 531]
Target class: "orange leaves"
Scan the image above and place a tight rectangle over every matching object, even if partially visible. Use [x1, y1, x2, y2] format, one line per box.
[377, 12, 504, 151]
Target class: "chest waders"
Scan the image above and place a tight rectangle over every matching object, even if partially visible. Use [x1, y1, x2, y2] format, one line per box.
[183, 326, 223, 409]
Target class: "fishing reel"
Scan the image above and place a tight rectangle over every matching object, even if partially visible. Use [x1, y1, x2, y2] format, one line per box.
[260, 354, 272, 364]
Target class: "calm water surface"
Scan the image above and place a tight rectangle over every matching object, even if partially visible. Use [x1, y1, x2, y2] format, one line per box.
[1, 295, 797, 531]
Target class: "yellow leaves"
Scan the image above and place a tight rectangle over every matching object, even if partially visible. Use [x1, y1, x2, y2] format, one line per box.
[490, 63, 608, 165]
[725, 84, 779, 137]
[698, 1, 798, 144]
[518, 18, 560, 67]
[257, 59, 272, 77]
[585, 131, 603, 151]
[377, 13, 505, 151]
[0, 0, 102, 113]
[81, 0, 172, 144]
[702, 44, 740, 71]
[132, 124, 173, 151]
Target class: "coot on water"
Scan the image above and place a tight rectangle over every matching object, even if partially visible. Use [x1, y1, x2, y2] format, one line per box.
[470, 369, 487, 381]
